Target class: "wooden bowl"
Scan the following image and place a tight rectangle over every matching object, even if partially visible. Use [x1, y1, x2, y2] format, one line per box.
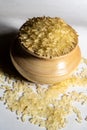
[10, 42, 81, 84]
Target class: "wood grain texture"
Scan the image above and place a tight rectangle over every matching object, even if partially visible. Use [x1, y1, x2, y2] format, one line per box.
[10, 43, 81, 84]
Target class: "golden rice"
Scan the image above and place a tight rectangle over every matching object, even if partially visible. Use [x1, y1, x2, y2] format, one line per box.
[18, 17, 78, 58]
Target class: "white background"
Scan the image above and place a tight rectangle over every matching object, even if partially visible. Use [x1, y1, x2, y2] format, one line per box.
[0, 0, 87, 130]
[0, 0, 87, 26]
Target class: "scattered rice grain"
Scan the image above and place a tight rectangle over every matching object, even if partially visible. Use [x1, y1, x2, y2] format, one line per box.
[0, 57, 87, 130]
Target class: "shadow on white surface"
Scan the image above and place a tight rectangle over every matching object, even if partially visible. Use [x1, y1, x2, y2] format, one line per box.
[0, 22, 21, 77]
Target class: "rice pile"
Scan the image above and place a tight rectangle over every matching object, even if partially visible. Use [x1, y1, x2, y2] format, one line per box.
[18, 17, 78, 58]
